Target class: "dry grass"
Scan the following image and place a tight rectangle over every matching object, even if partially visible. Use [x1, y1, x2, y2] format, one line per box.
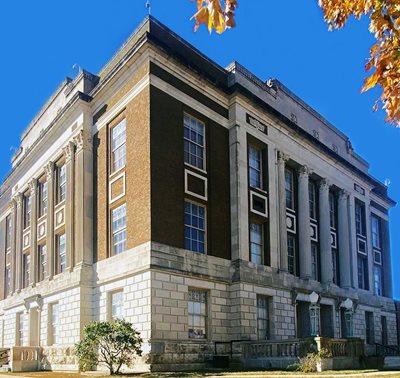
[1, 370, 400, 378]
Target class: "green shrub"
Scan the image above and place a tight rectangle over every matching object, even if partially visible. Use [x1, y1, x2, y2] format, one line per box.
[75, 319, 143, 375]
[292, 348, 333, 373]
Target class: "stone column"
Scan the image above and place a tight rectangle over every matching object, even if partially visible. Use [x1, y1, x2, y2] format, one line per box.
[298, 165, 312, 279]
[14, 193, 23, 292]
[74, 130, 93, 266]
[338, 190, 352, 288]
[9, 199, 17, 294]
[45, 162, 55, 279]
[64, 141, 75, 271]
[277, 151, 289, 272]
[229, 124, 249, 261]
[319, 178, 333, 285]
[29, 179, 38, 286]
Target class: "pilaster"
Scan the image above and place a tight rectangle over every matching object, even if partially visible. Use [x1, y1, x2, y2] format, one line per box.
[14, 193, 23, 292]
[28, 179, 38, 286]
[64, 141, 75, 271]
[297, 165, 311, 279]
[9, 199, 17, 294]
[338, 190, 352, 288]
[229, 124, 249, 261]
[45, 162, 55, 279]
[74, 129, 93, 266]
[277, 151, 289, 272]
[319, 178, 333, 285]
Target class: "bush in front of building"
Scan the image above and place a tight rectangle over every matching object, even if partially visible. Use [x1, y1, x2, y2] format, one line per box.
[289, 347, 332, 373]
[75, 319, 143, 375]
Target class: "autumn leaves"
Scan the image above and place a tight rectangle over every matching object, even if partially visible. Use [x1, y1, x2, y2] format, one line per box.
[191, 0, 238, 34]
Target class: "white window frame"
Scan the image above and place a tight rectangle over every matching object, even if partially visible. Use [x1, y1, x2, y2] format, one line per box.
[188, 289, 208, 339]
[309, 303, 321, 337]
[257, 296, 270, 340]
[49, 302, 60, 345]
[111, 119, 127, 174]
[250, 222, 263, 265]
[16, 312, 25, 346]
[112, 203, 127, 255]
[184, 201, 207, 254]
[23, 194, 31, 229]
[374, 265, 383, 296]
[371, 215, 381, 250]
[184, 113, 206, 172]
[248, 145, 263, 190]
[285, 168, 294, 210]
[5, 215, 11, 251]
[39, 181, 48, 217]
[39, 244, 47, 281]
[311, 243, 319, 281]
[308, 181, 317, 220]
[57, 234, 66, 273]
[23, 253, 30, 288]
[57, 164, 66, 203]
[109, 291, 124, 320]
[287, 235, 296, 275]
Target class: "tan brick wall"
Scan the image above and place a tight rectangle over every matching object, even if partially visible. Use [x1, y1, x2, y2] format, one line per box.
[107, 63, 149, 110]
[125, 87, 151, 249]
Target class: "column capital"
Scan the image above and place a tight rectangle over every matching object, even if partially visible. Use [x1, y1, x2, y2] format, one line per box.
[319, 178, 330, 192]
[13, 193, 23, 207]
[277, 151, 290, 164]
[74, 130, 92, 152]
[45, 161, 55, 180]
[28, 178, 38, 195]
[298, 165, 310, 178]
[63, 141, 75, 163]
[339, 189, 349, 199]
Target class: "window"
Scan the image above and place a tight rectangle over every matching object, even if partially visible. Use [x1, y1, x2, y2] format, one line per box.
[111, 119, 126, 173]
[285, 169, 294, 210]
[329, 192, 336, 228]
[184, 114, 205, 170]
[308, 181, 317, 220]
[357, 255, 369, 290]
[355, 201, 366, 236]
[39, 244, 47, 281]
[188, 289, 207, 339]
[249, 145, 262, 189]
[257, 296, 270, 340]
[311, 243, 319, 281]
[371, 215, 381, 250]
[5, 215, 11, 251]
[332, 249, 338, 285]
[57, 234, 66, 273]
[23, 254, 30, 288]
[112, 204, 127, 255]
[287, 235, 296, 275]
[39, 181, 48, 217]
[365, 311, 375, 344]
[310, 303, 321, 336]
[111, 291, 124, 320]
[23, 194, 31, 229]
[17, 312, 25, 346]
[374, 265, 382, 296]
[50, 303, 60, 345]
[341, 309, 354, 338]
[57, 164, 66, 203]
[381, 316, 388, 345]
[250, 223, 263, 264]
[184, 201, 206, 254]
[5, 267, 10, 297]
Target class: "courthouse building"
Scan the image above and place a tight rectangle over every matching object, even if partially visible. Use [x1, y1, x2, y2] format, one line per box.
[0, 17, 397, 371]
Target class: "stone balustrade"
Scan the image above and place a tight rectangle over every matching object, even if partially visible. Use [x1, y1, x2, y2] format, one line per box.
[10, 347, 40, 372]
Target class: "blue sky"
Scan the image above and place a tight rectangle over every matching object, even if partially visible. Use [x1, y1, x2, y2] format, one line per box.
[0, 1, 398, 297]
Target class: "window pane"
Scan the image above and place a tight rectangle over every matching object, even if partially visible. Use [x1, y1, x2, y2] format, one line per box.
[184, 115, 205, 170]
[58, 234, 66, 273]
[188, 289, 207, 339]
[285, 169, 294, 209]
[184, 202, 206, 254]
[112, 120, 126, 172]
[112, 204, 127, 255]
[111, 291, 124, 320]
[250, 223, 263, 264]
